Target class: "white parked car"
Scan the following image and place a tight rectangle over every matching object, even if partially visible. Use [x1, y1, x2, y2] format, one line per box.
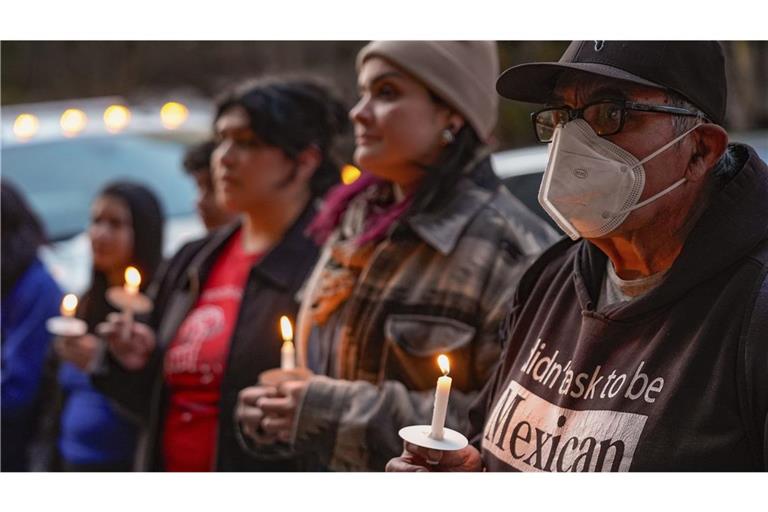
[491, 143, 556, 232]
[2, 96, 212, 294]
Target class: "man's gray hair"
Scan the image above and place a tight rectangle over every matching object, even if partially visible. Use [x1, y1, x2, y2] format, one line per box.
[667, 91, 739, 180]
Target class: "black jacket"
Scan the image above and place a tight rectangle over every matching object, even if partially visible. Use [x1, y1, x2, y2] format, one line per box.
[92, 204, 320, 471]
[470, 144, 768, 471]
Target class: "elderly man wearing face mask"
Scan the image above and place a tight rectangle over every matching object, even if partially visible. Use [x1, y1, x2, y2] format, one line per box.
[388, 41, 768, 472]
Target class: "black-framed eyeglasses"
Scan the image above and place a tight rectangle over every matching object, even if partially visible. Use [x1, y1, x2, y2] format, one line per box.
[531, 100, 709, 143]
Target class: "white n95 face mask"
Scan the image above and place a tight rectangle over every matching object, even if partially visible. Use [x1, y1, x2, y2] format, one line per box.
[538, 119, 700, 240]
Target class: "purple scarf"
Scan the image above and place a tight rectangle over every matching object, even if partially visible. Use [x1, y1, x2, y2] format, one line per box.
[308, 173, 414, 247]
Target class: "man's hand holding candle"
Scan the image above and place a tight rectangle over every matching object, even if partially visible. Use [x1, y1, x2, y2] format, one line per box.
[390, 353, 476, 471]
[386, 442, 482, 472]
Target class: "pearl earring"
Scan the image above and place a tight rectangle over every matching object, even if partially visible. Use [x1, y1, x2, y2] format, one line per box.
[441, 128, 455, 145]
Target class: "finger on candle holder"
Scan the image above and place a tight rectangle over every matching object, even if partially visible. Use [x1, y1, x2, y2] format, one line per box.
[405, 442, 443, 462]
[258, 396, 295, 416]
[95, 319, 116, 338]
[385, 456, 429, 473]
[260, 416, 292, 434]
[238, 407, 265, 423]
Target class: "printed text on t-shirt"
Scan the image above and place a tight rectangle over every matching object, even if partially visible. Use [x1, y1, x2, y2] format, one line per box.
[520, 338, 665, 404]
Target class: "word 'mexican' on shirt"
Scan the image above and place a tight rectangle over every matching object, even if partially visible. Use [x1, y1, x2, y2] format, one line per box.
[482, 380, 648, 472]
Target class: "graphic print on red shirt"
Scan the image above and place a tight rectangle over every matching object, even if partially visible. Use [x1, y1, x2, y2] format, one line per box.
[162, 229, 261, 471]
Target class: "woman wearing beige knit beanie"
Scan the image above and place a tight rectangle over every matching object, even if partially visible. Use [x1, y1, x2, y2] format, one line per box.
[236, 41, 558, 471]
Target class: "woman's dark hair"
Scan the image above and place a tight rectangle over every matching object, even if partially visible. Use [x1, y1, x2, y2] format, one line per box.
[214, 76, 350, 198]
[406, 91, 494, 219]
[1, 180, 48, 297]
[79, 181, 164, 330]
[182, 140, 216, 175]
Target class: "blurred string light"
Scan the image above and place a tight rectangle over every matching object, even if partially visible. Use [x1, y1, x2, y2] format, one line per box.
[60, 109, 88, 137]
[13, 113, 40, 141]
[160, 101, 189, 130]
[341, 164, 362, 185]
[103, 105, 131, 133]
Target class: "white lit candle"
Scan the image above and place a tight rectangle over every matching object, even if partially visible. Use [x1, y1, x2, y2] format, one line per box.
[430, 354, 452, 440]
[124, 266, 141, 296]
[121, 266, 141, 341]
[279, 315, 296, 370]
[46, 294, 87, 337]
[61, 293, 78, 318]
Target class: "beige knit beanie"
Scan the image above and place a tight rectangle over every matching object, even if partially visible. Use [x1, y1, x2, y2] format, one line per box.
[356, 41, 499, 142]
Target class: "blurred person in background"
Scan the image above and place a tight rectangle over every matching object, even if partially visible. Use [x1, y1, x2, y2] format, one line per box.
[52, 181, 164, 471]
[92, 77, 349, 471]
[182, 140, 237, 231]
[235, 41, 558, 471]
[1, 181, 62, 471]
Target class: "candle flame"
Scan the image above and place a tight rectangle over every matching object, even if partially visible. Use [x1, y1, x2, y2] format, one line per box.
[279, 315, 293, 343]
[61, 294, 78, 317]
[124, 266, 141, 293]
[437, 354, 450, 376]
[341, 164, 362, 185]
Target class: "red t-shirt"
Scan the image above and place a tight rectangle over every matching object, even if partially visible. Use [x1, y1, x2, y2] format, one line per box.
[162, 229, 261, 471]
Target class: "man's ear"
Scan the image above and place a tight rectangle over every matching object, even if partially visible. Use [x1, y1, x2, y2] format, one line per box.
[686, 124, 728, 182]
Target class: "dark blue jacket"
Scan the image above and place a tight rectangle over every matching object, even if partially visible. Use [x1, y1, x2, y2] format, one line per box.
[57, 362, 138, 465]
[1, 258, 61, 471]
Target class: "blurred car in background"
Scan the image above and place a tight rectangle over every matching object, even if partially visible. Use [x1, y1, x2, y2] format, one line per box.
[492, 130, 768, 235]
[491, 143, 557, 232]
[2, 96, 214, 294]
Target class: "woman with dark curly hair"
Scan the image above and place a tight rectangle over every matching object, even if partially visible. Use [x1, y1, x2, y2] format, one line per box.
[93, 77, 349, 471]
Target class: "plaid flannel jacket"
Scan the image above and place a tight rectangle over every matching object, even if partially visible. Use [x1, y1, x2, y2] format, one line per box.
[292, 160, 560, 471]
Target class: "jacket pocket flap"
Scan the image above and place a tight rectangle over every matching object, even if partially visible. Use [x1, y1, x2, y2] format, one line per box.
[384, 314, 476, 357]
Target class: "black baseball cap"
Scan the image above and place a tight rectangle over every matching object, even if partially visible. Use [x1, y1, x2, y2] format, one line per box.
[496, 41, 727, 125]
